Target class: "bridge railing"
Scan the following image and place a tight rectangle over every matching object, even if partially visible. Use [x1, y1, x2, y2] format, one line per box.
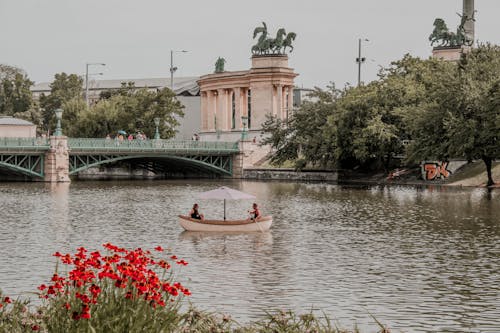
[67, 138, 240, 152]
[0, 137, 50, 151]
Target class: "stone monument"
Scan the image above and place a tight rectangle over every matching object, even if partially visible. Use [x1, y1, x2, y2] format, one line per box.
[197, 23, 298, 142]
[430, 0, 475, 60]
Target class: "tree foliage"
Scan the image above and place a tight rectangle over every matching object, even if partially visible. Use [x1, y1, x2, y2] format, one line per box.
[0, 64, 34, 116]
[263, 45, 499, 184]
[72, 84, 184, 138]
[405, 44, 500, 185]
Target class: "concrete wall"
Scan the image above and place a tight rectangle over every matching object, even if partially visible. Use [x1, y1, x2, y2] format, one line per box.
[243, 168, 338, 181]
[421, 160, 468, 181]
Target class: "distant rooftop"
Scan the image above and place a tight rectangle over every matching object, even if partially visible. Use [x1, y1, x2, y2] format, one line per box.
[0, 116, 35, 126]
[31, 76, 200, 96]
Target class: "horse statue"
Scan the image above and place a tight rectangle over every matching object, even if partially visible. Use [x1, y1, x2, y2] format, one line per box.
[270, 28, 287, 53]
[214, 57, 226, 73]
[429, 18, 453, 46]
[252, 22, 269, 54]
[429, 15, 474, 48]
[282, 32, 297, 53]
[251, 22, 297, 55]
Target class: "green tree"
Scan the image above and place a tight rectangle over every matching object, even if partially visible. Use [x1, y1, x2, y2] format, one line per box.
[406, 44, 500, 186]
[72, 86, 184, 138]
[261, 87, 338, 169]
[0, 64, 34, 116]
[40, 73, 83, 132]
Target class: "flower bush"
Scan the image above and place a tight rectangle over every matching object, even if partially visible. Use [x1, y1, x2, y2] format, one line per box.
[0, 243, 389, 333]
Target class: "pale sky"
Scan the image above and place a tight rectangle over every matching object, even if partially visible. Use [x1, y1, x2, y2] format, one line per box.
[1, 0, 499, 89]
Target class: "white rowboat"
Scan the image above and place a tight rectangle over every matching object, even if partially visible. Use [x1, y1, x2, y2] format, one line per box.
[178, 215, 272, 232]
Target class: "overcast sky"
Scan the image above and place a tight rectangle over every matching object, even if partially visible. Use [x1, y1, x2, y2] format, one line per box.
[1, 0, 499, 89]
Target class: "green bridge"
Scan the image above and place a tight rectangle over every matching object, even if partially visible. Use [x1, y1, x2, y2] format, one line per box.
[0, 137, 241, 181]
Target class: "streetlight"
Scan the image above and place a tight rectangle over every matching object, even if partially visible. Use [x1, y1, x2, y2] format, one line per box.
[85, 63, 106, 107]
[170, 50, 188, 91]
[154, 117, 161, 139]
[356, 38, 369, 87]
[241, 116, 248, 141]
[54, 108, 63, 136]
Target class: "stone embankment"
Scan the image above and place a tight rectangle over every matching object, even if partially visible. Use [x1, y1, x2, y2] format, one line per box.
[242, 168, 338, 181]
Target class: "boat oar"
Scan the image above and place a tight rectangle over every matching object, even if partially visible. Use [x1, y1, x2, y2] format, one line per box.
[249, 212, 264, 233]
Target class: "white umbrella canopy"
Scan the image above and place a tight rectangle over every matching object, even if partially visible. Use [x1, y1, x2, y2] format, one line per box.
[197, 186, 256, 200]
[196, 186, 256, 220]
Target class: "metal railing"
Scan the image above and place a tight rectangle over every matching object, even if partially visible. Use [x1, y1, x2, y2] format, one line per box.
[0, 137, 50, 151]
[67, 138, 240, 153]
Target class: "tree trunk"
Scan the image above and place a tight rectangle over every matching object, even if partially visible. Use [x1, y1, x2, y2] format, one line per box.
[482, 156, 495, 187]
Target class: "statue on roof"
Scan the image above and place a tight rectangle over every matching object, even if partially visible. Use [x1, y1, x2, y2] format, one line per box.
[214, 57, 226, 73]
[251, 22, 297, 55]
[429, 12, 475, 47]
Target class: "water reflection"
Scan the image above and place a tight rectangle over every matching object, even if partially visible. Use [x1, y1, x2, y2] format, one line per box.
[0, 181, 498, 332]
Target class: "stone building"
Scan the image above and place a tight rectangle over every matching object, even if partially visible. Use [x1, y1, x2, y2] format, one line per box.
[197, 55, 298, 142]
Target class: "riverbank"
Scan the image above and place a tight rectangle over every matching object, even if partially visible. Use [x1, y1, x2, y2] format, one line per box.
[249, 161, 499, 188]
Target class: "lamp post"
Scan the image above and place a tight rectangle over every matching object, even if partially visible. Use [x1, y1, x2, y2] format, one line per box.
[85, 63, 106, 107]
[54, 108, 63, 136]
[241, 115, 248, 141]
[154, 117, 161, 139]
[170, 50, 188, 91]
[356, 38, 369, 87]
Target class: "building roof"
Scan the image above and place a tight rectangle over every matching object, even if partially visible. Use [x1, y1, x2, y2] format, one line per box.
[0, 116, 35, 126]
[31, 76, 200, 96]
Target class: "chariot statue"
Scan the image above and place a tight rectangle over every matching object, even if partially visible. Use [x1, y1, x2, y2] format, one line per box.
[214, 57, 226, 73]
[429, 12, 474, 47]
[251, 22, 297, 55]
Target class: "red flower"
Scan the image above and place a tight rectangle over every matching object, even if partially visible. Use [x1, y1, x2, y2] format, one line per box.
[3, 297, 12, 303]
[64, 303, 71, 310]
[31, 325, 40, 331]
[170, 255, 178, 260]
[176, 259, 188, 266]
[37, 284, 47, 291]
[53, 251, 62, 257]
[154, 246, 164, 252]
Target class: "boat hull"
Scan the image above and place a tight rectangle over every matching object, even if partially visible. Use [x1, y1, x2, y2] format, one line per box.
[178, 215, 272, 232]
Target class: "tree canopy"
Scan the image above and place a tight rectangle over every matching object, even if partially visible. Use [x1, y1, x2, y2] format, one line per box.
[263, 44, 500, 185]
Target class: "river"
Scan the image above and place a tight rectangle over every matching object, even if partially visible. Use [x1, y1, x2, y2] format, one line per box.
[0, 180, 499, 332]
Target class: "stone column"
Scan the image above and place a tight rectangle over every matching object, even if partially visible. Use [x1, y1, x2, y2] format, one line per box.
[201, 91, 208, 131]
[234, 88, 242, 129]
[463, 0, 475, 42]
[217, 89, 228, 131]
[287, 86, 294, 122]
[206, 91, 214, 131]
[44, 136, 70, 182]
[276, 84, 283, 120]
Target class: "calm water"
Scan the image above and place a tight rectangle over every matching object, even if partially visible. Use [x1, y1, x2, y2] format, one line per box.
[0, 180, 499, 332]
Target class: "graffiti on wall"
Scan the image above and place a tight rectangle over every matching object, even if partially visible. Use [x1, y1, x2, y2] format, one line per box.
[423, 162, 451, 180]
[421, 160, 467, 181]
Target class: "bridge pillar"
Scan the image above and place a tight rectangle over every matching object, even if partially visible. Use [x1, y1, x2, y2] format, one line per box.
[44, 136, 70, 182]
[232, 140, 271, 178]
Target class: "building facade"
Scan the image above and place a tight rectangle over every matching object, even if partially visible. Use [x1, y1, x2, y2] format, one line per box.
[197, 55, 298, 142]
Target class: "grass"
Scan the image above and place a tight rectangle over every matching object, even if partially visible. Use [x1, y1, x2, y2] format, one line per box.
[448, 161, 500, 186]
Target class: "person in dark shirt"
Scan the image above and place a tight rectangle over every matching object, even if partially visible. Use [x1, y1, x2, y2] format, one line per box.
[190, 203, 204, 220]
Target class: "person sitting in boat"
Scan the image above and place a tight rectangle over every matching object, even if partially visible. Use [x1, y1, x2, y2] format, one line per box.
[248, 203, 261, 220]
[190, 203, 204, 220]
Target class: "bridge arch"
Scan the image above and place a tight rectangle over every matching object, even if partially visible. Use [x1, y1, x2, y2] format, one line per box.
[0, 154, 45, 179]
[69, 154, 234, 176]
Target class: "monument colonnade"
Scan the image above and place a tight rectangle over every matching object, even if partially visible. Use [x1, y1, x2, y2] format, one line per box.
[198, 56, 297, 135]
